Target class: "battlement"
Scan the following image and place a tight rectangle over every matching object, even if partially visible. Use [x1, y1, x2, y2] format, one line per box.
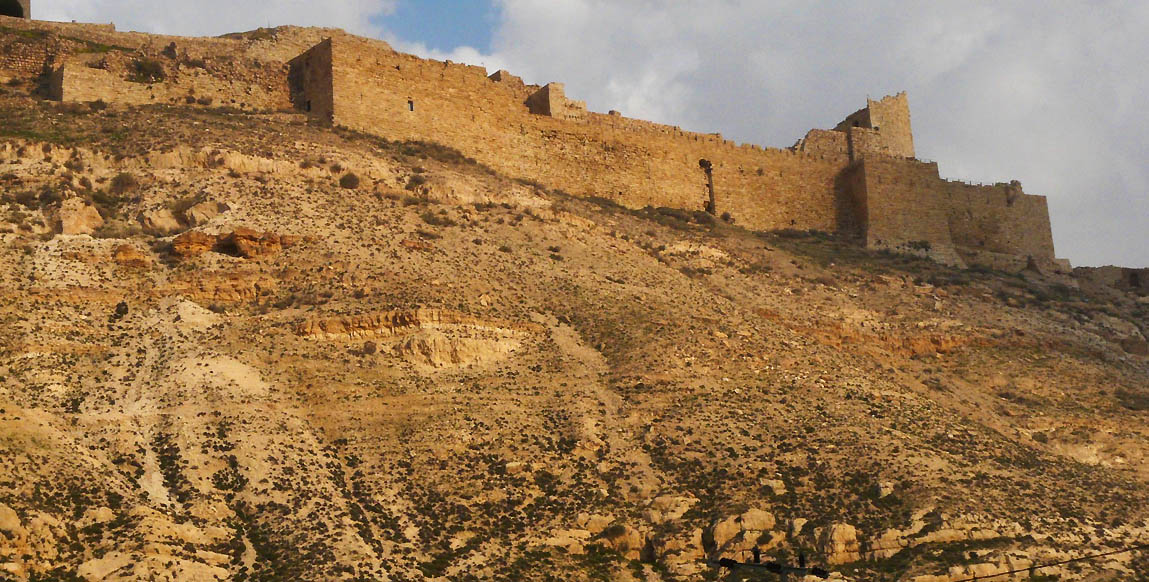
[0, 21, 1065, 272]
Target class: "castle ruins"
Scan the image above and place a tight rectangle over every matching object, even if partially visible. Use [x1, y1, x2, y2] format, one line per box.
[0, 15, 1068, 272]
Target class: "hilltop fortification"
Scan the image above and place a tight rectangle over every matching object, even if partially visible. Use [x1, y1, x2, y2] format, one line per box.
[1, 15, 1066, 272]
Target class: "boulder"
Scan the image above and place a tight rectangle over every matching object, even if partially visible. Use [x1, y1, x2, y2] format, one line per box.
[0, 503, 21, 533]
[576, 513, 613, 535]
[138, 208, 182, 235]
[711, 515, 741, 549]
[645, 495, 697, 524]
[171, 230, 217, 258]
[875, 481, 897, 499]
[762, 479, 787, 496]
[220, 227, 302, 259]
[112, 244, 150, 268]
[789, 518, 808, 538]
[542, 528, 590, 554]
[184, 200, 229, 226]
[653, 528, 704, 564]
[740, 508, 775, 531]
[820, 523, 861, 565]
[58, 198, 103, 235]
[1121, 337, 1148, 356]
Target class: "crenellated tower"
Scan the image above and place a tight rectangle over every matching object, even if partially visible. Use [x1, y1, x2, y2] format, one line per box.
[833, 92, 915, 160]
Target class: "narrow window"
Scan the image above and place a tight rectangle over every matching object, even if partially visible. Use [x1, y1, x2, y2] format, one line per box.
[408, 100, 415, 112]
[305, 100, 311, 112]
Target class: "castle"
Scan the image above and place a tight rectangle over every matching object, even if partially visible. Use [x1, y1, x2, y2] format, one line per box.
[0, 14, 1068, 272]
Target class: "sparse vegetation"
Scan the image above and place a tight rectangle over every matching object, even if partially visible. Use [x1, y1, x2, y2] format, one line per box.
[339, 172, 361, 189]
[127, 58, 166, 83]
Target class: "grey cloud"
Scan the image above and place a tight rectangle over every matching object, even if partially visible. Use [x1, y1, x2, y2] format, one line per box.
[476, 0, 1148, 267]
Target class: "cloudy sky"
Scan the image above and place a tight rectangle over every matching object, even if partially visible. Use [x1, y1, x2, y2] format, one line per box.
[34, 1, 1149, 267]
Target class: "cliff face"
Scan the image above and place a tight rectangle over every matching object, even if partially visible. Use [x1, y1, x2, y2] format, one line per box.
[0, 25, 1147, 582]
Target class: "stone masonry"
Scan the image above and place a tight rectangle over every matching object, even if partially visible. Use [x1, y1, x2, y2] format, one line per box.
[0, 17, 1068, 272]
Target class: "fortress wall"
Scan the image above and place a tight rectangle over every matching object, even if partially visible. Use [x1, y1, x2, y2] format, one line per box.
[855, 157, 963, 265]
[0, 33, 55, 74]
[0, 15, 338, 61]
[857, 156, 1057, 268]
[940, 181, 1056, 261]
[797, 129, 850, 158]
[322, 35, 850, 232]
[848, 126, 905, 159]
[6, 22, 1060, 268]
[840, 162, 869, 238]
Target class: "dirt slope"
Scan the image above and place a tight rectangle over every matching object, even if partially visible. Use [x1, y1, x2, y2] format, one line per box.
[0, 90, 1147, 582]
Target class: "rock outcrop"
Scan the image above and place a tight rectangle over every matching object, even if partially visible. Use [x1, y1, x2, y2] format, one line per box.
[111, 243, 151, 268]
[183, 200, 229, 226]
[57, 198, 103, 235]
[295, 308, 539, 340]
[819, 523, 861, 565]
[171, 228, 305, 259]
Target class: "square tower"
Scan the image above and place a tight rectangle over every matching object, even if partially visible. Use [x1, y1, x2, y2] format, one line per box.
[833, 92, 915, 159]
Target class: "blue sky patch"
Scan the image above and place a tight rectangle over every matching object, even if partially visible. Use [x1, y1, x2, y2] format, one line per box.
[374, 0, 499, 53]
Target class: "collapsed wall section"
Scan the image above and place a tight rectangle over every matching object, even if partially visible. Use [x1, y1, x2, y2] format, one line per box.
[51, 53, 291, 110]
[4, 20, 338, 112]
[319, 34, 854, 234]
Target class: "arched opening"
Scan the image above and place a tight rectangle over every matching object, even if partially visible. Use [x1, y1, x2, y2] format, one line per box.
[0, 0, 25, 18]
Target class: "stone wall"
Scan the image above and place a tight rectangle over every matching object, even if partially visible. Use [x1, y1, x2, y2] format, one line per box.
[795, 129, 849, 158]
[855, 156, 1057, 267]
[853, 157, 963, 265]
[0, 30, 55, 75]
[940, 180, 1056, 262]
[308, 34, 852, 233]
[3, 17, 334, 111]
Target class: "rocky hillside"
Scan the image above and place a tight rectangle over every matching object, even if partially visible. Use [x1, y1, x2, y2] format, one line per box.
[0, 79, 1147, 582]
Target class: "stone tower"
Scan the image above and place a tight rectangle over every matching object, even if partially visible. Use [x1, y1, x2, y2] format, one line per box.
[0, 0, 30, 19]
[833, 92, 915, 159]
